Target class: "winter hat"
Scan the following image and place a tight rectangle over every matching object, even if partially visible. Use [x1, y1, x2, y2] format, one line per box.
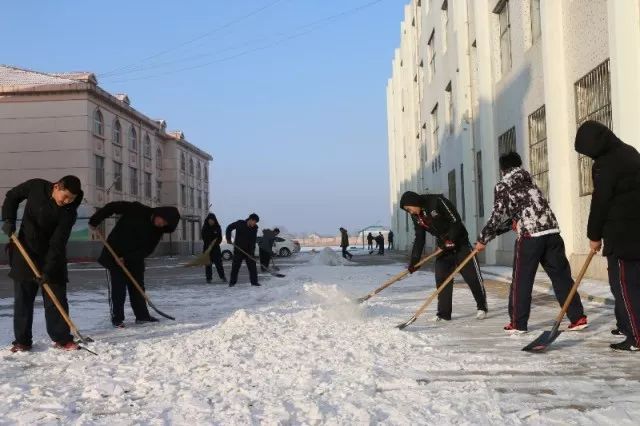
[248, 213, 260, 222]
[205, 213, 218, 223]
[575, 120, 621, 159]
[152, 206, 181, 233]
[399, 191, 423, 209]
[499, 151, 522, 171]
[274, 227, 280, 234]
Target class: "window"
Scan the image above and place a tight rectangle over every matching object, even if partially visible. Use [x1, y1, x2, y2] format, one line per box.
[129, 167, 138, 195]
[441, 0, 449, 51]
[181, 184, 186, 207]
[204, 192, 209, 209]
[448, 169, 457, 208]
[476, 151, 484, 217]
[204, 164, 208, 181]
[156, 181, 162, 202]
[528, 105, 549, 197]
[460, 163, 466, 220]
[530, 0, 541, 43]
[445, 82, 453, 135]
[431, 103, 439, 156]
[112, 119, 121, 145]
[144, 172, 152, 198]
[497, 1, 512, 76]
[129, 127, 137, 151]
[197, 190, 202, 209]
[498, 126, 516, 159]
[95, 156, 105, 188]
[144, 135, 152, 159]
[575, 59, 611, 196]
[93, 109, 104, 136]
[197, 162, 201, 179]
[113, 162, 123, 191]
[182, 220, 187, 241]
[156, 148, 162, 170]
[427, 30, 436, 82]
[180, 152, 186, 172]
[189, 187, 195, 208]
[189, 158, 194, 175]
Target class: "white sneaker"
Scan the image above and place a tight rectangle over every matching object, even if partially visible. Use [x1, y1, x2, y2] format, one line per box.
[476, 310, 487, 320]
[431, 315, 443, 322]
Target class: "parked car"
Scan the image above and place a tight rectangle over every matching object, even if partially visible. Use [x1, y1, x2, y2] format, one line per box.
[220, 237, 299, 261]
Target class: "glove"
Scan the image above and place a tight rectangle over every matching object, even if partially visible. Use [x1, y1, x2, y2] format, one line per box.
[444, 240, 455, 250]
[2, 221, 16, 237]
[88, 216, 100, 228]
[35, 274, 49, 286]
[408, 264, 417, 274]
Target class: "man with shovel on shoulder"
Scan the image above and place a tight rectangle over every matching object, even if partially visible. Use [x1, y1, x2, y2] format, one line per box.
[2, 176, 83, 352]
[89, 202, 180, 328]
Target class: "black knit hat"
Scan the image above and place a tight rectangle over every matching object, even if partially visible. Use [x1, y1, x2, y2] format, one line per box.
[399, 191, 423, 209]
[248, 213, 260, 222]
[499, 151, 522, 171]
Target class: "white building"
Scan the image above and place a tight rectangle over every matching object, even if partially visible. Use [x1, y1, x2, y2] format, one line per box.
[387, 0, 640, 279]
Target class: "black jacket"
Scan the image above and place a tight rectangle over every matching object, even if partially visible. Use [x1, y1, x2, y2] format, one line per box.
[2, 179, 83, 283]
[259, 229, 277, 252]
[340, 230, 349, 248]
[388, 231, 394, 242]
[399, 192, 469, 265]
[89, 202, 180, 267]
[367, 233, 373, 243]
[575, 121, 640, 259]
[201, 213, 223, 249]
[226, 219, 258, 253]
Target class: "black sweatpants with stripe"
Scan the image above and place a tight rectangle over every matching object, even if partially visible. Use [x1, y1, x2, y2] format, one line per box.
[607, 256, 640, 346]
[434, 243, 487, 319]
[509, 233, 585, 330]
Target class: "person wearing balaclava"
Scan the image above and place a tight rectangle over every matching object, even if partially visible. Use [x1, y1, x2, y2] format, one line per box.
[201, 213, 226, 283]
[575, 120, 640, 352]
[400, 190, 487, 322]
[89, 202, 180, 328]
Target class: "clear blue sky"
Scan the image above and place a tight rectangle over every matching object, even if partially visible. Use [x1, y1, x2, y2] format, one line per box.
[2, 0, 405, 235]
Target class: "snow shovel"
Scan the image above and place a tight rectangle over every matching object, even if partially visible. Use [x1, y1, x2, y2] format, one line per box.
[10, 235, 97, 355]
[397, 249, 479, 330]
[232, 244, 286, 278]
[357, 248, 443, 303]
[94, 230, 175, 321]
[183, 238, 220, 267]
[522, 250, 596, 353]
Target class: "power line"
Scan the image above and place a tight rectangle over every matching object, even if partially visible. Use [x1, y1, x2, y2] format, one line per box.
[99, 0, 288, 78]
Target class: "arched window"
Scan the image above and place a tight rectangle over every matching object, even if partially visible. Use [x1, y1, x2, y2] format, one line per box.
[93, 109, 104, 136]
[196, 162, 201, 179]
[144, 134, 152, 158]
[180, 152, 186, 171]
[112, 119, 121, 145]
[129, 127, 137, 151]
[156, 148, 162, 170]
[189, 158, 194, 175]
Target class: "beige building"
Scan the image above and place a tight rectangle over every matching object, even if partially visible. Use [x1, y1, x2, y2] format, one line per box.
[0, 65, 212, 255]
[388, 0, 640, 279]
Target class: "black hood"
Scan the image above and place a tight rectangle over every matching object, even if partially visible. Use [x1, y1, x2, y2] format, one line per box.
[575, 120, 622, 159]
[399, 191, 423, 209]
[204, 213, 218, 225]
[152, 206, 180, 233]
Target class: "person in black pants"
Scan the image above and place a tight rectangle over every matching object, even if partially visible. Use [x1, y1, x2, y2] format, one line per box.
[476, 152, 587, 334]
[367, 233, 374, 251]
[201, 213, 226, 283]
[388, 230, 394, 250]
[376, 232, 385, 255]
[226, 214, 260, 287]
[576, 121, 640, 351]
[400, 191, 487, 322]
[89, 202, 180, 328]
[259, 228, 280, 271]
[2, 176, 84, 352]
[339, 227, 353, 260]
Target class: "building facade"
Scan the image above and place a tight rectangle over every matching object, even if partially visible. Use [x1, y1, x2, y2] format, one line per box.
[0, 65, 212, 255]
[387, 0, 640, 279]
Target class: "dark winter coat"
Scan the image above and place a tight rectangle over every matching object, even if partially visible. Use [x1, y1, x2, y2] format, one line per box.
[388, 231, 394, 242]
[575, 121, 640, 259]
[399, 192, 469, 265]
[367, 233, 374, 244]
[201, 213, 223, 253]
[89, 202, 180, 268]
[375, 234, 384, 247]
[2, 179, 83, 283]
[226, 219, 258, 253]
[478, 168, 559, 244]
[340, 229, 349, 248]
[259, 229, 277, 253]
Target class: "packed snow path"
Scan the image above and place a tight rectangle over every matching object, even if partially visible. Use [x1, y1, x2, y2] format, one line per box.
[1, 251, 639, 424]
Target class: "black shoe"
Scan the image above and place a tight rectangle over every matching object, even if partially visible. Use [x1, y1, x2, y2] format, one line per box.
[113, 322, 126, 329]
[611, 328, 625, 336]
[221, 277, 228, 283]
[610, 338, 640, 352]
[251, 283, 262, 286]
[206, 279, 212, 284]
[135, 316, 159, 324]
[229, 283, 236, 287]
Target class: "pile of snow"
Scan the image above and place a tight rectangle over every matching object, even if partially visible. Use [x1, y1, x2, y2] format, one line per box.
[308, 247, 352, 266]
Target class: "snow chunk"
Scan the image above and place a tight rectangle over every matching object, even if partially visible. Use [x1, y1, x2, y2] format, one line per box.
[308, 247, 352, 266]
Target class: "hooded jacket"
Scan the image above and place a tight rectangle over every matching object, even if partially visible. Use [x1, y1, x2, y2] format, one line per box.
[89, 201, 180, 267]
[400, 192, 468, 264]
[340, 229, 349, 248]
[478, 167, 558, 244]
[259, 229, 278, 252]
[2, 179, 83, 283]
[575, 120, 640, 259]
[226, 219, 258, 253]
[201, 213, 223, 248]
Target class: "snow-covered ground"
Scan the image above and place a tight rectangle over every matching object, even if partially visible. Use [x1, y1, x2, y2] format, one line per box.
[1, 249, 639, 424]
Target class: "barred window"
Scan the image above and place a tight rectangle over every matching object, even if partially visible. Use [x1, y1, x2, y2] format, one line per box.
[156, 148, 162, 170]
[528, 105, 549, 198]
[189, 187, 195, 208]
[129, 167, 138, 195]
[530, 0, 541, 43]
[144, 135, 152, 159]
[113, 162, 123, 192]
[144, 172, 152, 199]
[575, 59, 611, 196]
[445, 82, 453, 135]
[498, 126, 516, 167]
[496, 0, 512, 76]
[448, 169, 457, 208]
[93, 109, 104, 136]
[95, 156, 105, 188]
[181, 185, 186, 207]
[156, 181, 162, 203]
[129, 127, 137, 152]
[112, 119, 121, 145]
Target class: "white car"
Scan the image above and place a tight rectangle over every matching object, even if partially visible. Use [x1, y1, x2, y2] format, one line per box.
[220, 237, 299, 261]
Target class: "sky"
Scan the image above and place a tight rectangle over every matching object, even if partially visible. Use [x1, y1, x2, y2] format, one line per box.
[1, 0, 406, 236]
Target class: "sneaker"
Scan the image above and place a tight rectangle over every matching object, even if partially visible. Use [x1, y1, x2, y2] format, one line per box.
[113, 322, 126, 329]
[431, 315, 450, 322]
[10, 343, 32, 353]
[135, 316, 159, 324]
[476, 310, 487, 320]
[567, 316, 588, 331]
[504, 323, 528, 335]
[54, 341, 80, 351]
[611, 328, 625, 336]
[610, 338, 640, 352]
